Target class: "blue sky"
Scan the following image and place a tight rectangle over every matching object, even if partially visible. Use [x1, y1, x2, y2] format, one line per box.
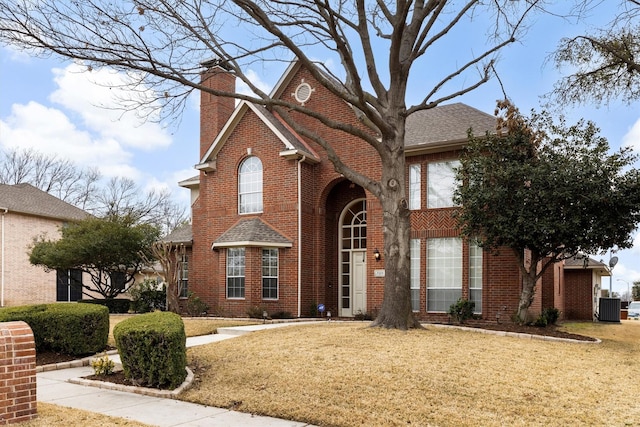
[0, 3, 638, 297]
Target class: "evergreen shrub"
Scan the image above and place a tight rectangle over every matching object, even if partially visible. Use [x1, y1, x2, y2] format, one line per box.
[448, 298, 476, 324]
[129, 279, 166, 313]
[113, 311, 187, 389]
[0, 303, 109, 355]
[80, 298, 131, 313]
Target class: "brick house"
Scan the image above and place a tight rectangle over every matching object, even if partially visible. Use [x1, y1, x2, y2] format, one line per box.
[180, 60, 602, 322]
[0, 183, 90, 306]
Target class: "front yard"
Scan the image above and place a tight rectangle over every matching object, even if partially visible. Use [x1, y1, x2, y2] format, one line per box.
[181, 320, 640, 426]
[25, 318, 640, 426]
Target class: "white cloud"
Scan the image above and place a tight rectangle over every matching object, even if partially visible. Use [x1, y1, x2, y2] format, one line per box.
[49, 63, 172, 151]
[236, 69, 273, 97]
[622, 117, 640, 152]
[0, 101, 134, 177]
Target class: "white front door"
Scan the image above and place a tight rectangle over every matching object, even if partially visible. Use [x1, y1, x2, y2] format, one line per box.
[352, 250, 367, 315]
[339, 199, 367, 317]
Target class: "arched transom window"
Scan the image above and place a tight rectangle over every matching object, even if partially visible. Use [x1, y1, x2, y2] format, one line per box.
[238, 156, 263, 214]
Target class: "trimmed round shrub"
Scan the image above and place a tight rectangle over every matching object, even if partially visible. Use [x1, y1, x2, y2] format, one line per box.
[0, 303, 109, 355]
[113, 311, 186, 389]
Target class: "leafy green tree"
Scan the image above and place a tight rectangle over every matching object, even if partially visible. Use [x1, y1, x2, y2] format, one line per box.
[551, 1, 640, 106]
[455, 101, 640, 322]
[30, 216, 161, 299]
[633, 281, 640, 300]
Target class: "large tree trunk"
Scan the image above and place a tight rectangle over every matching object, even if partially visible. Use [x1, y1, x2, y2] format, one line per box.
[370, 135, 422, 330]
[516, 272, 537, 324]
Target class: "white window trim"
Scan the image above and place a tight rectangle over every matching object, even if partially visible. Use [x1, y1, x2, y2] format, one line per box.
[410, 239, 421, 312]
[469, 240, 483, 314]
[409, 164, 421, 210]
[178, 255, 189, 299]
[427, 237, 462, 312]
[238, 156, 263, 214]
[226, 247, 246, 299]
[262, 248, 279, 300]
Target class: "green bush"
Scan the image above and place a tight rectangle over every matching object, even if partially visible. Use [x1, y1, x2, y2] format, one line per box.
[0, 303, 109, 355]
[246, 305, 267, 319]
[80, 298, 131, 313]
[129, 279, 166, 313]
[113, 311, 187, 389]
[533, 307, 560, 327]
[541, 307, 560, 325]
[448, 298, 476, 324]
[184, 292, 209, 317]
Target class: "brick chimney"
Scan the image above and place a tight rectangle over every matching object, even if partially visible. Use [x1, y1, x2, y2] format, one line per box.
[200, 60, 236, 158]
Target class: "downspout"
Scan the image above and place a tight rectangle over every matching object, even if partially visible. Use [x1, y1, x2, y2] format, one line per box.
[1, 207, 8, 307]
[297, 156, 306, 318]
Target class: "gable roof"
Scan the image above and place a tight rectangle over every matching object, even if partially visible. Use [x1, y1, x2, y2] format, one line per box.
[565, 255, 611, 275]
[197, 60, 497, 171]
[212, 217, 293, 249]
[197, 101, 320, 172]
[0, 183, 89, 221]
[405, 103, 496, 154]
[161, 223, 193, 245]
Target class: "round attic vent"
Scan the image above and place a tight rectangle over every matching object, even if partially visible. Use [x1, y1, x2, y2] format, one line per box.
[294, 81, 313, 104]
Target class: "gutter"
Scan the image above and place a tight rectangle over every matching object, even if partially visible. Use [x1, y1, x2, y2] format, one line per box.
[297, 156, 306, 318]
[1, 207, 7, 307]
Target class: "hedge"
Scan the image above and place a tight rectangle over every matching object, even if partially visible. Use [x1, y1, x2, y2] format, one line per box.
[79, 298, 131, 314]
[113, 311, 187, 389]
[0, 303, 109, 356]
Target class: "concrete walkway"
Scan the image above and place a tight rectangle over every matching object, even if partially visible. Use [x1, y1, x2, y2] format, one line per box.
[37, 322, 319, 426]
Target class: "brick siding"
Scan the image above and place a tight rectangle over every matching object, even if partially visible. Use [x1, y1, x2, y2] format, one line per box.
[190, 64, 589, 321]
[1, 212, 61, 306]
[0, 321, 37, 425]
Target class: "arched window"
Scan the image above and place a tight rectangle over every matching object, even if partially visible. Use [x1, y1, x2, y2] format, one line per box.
[238, 156, 263, 213]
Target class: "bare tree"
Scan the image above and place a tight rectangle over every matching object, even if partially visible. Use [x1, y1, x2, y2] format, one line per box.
[0, 0, 547, 329]
[550, 1, 640, 106]
[0, 147, 102, 207]
[143, 241, 187, 313]
[92, 176, 188, 234]
[0, 148, 187, 234]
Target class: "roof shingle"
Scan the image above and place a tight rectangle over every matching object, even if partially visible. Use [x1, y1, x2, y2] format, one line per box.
[405, 103, 496, 149]
[212, 218, 292, 248]
[0, 183, 89, 221]
[162, 223, 193, 245]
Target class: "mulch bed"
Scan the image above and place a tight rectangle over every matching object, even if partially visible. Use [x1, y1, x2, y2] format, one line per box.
[450, 321, 598, 342]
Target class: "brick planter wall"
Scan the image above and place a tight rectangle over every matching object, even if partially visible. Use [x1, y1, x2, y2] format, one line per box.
[0, 321, 37, 425]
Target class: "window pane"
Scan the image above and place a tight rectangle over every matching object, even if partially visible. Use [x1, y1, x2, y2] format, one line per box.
[239, 157, 263, 213]
[469, 241, 483, 313]
[227, 248, 245, 298]
[427, 289, 463, 312]
[179, 255, 189, 298]
[427, 238, 462, 312]
[262, 248, 278, 300]
[427, 160, 460, 208]
[409, 164, 421, 210]
[410, 239, 420, 311]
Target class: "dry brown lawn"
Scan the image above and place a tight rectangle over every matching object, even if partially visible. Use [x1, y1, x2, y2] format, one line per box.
[31, 316, 257, 426]
[18, 403, 152, 427]
[107, 315, 257, 346]
[182, 320, 640, 427]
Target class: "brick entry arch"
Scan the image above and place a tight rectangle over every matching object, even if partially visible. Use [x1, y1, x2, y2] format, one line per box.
[322, 180, 366, 317]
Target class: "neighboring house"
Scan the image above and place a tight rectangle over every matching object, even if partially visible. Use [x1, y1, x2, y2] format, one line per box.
[561, 256, 610, 320]
[180, 60, 602, 321]
[0, 183, 89, 306]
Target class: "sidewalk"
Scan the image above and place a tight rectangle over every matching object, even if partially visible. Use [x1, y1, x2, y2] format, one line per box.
[37, 322, 319, 427]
